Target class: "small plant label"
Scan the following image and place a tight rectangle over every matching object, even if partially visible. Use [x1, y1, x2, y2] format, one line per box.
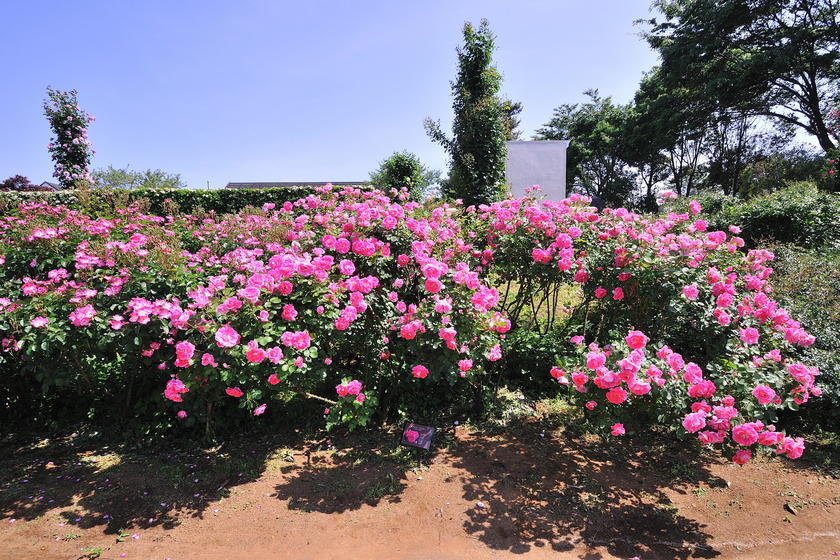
[400, 422, 435, 451]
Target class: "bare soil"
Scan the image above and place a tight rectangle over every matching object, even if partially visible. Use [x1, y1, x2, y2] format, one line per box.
[1, 420, 838, 560]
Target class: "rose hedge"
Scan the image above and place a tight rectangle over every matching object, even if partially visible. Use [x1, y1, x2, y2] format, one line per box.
[0, 187, 823, 464]
[0, 185, 369, 216]
[0, 187, 504, 434]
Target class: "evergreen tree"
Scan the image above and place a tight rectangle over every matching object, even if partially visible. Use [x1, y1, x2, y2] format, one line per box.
[425, 20, 509, 206]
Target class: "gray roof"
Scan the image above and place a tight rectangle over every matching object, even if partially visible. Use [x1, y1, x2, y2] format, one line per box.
[224, 181, 368, 189]
[39, 181, 62, 190]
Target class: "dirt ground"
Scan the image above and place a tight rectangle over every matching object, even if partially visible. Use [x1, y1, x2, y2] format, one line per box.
[1, 420, 838, 560]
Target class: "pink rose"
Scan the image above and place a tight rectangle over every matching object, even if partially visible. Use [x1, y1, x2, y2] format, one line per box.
[683, 362, 703, 384]
[732, 449, 752, 465]
[606, 387, 628, 404]
[777, 436, 805, 459]
[625, 330, 648, 350]
[752, 385, 776, 405]
[246, 346, 266, 364]
[739, 327, 759, 345]
[175, 341, 195, 361]
[731, 423, 759, 446]
[689, 200, 702, 214]
[267, 346, 284, 364]
[682, 412, 706, 433]
[281, 304, 298, 321]
[424, 278, 443, 293]
[682, 285, 699, 300]
[215, 324, 240, 348]
[586, 351, 606, 370]
[345, 379, 362, 395]
[164, 379, 189, 402]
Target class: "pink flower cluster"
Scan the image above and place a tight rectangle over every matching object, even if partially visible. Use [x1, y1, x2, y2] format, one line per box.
[555, 324, 817, 464]
[336, 379, 366, 403]
[0, 187, 821, 451]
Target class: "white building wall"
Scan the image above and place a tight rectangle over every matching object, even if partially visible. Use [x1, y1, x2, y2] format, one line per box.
[505, 140, 570, 201]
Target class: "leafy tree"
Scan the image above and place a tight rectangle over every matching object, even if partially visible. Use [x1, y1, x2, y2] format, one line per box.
[645, 0, 840, 152]
[629, 68, 710, 198]
[740, 142, 823, 197]
[369, 151, 440, 200]
[92, 165, 187, 190]
[425, 19, 509, 206]
[704, 112, 758, 197]
[43, 87, 95, 189]
[535, 89, 636, 205]
[628, 66, 817, 199]
[0, 175, 46, 191]
[500, 98, 524, 140]
[623, 103, 669, 210]
[820, 105, 840, 190]
[623, 132, 670, 211]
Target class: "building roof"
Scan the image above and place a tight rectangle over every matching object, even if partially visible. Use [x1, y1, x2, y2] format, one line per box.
[506, 140, 570, 145]
[224, 181, 368, 189]
[39, 181, 61, 190]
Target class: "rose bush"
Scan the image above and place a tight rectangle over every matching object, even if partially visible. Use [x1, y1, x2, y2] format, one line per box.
[0, 186, 823, 464]
[466, 192, 819, 464]
[0, 186, 505, 433]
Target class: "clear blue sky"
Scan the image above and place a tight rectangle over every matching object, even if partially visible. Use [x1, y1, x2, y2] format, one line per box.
[1, 0, 660, 188]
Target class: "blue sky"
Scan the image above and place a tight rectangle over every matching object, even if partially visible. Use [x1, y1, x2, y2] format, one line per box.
[1, 0, 660, 188]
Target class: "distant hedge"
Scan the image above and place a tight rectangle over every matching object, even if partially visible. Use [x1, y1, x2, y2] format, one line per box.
[667, 184, 840, 249]
[0, 185, 365, 215]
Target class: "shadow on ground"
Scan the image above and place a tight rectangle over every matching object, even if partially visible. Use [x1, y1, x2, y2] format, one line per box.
[449, 420, 723, 559]
[271, 417, 729, 559]
[0, 427, 296, 534]
[271, 430, 428, 513]
[3, 417, 833, 559]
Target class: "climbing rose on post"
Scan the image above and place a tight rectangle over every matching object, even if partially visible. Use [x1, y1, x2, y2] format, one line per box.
[43, 87, 95, 189]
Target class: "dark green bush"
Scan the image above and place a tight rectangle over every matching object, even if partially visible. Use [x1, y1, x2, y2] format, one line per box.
[769, 246, 840, 431]
[668, 184, 840, 249]
[0, 186, 364, 216]
[500, 328, 577, 398]
[719, 185, 840, 248]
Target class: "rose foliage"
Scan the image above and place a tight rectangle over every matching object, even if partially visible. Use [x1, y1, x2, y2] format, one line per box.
[0, 186, 822, 464]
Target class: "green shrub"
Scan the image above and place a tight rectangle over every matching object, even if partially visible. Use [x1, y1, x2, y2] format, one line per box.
[500, 328, 577, 397]
[667, 184, 840, 249]
[769, 246, 840, 431]
[0, 185, 365, 216]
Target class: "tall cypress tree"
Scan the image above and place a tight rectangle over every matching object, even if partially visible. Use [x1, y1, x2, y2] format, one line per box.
[425, 20, 509, 206]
